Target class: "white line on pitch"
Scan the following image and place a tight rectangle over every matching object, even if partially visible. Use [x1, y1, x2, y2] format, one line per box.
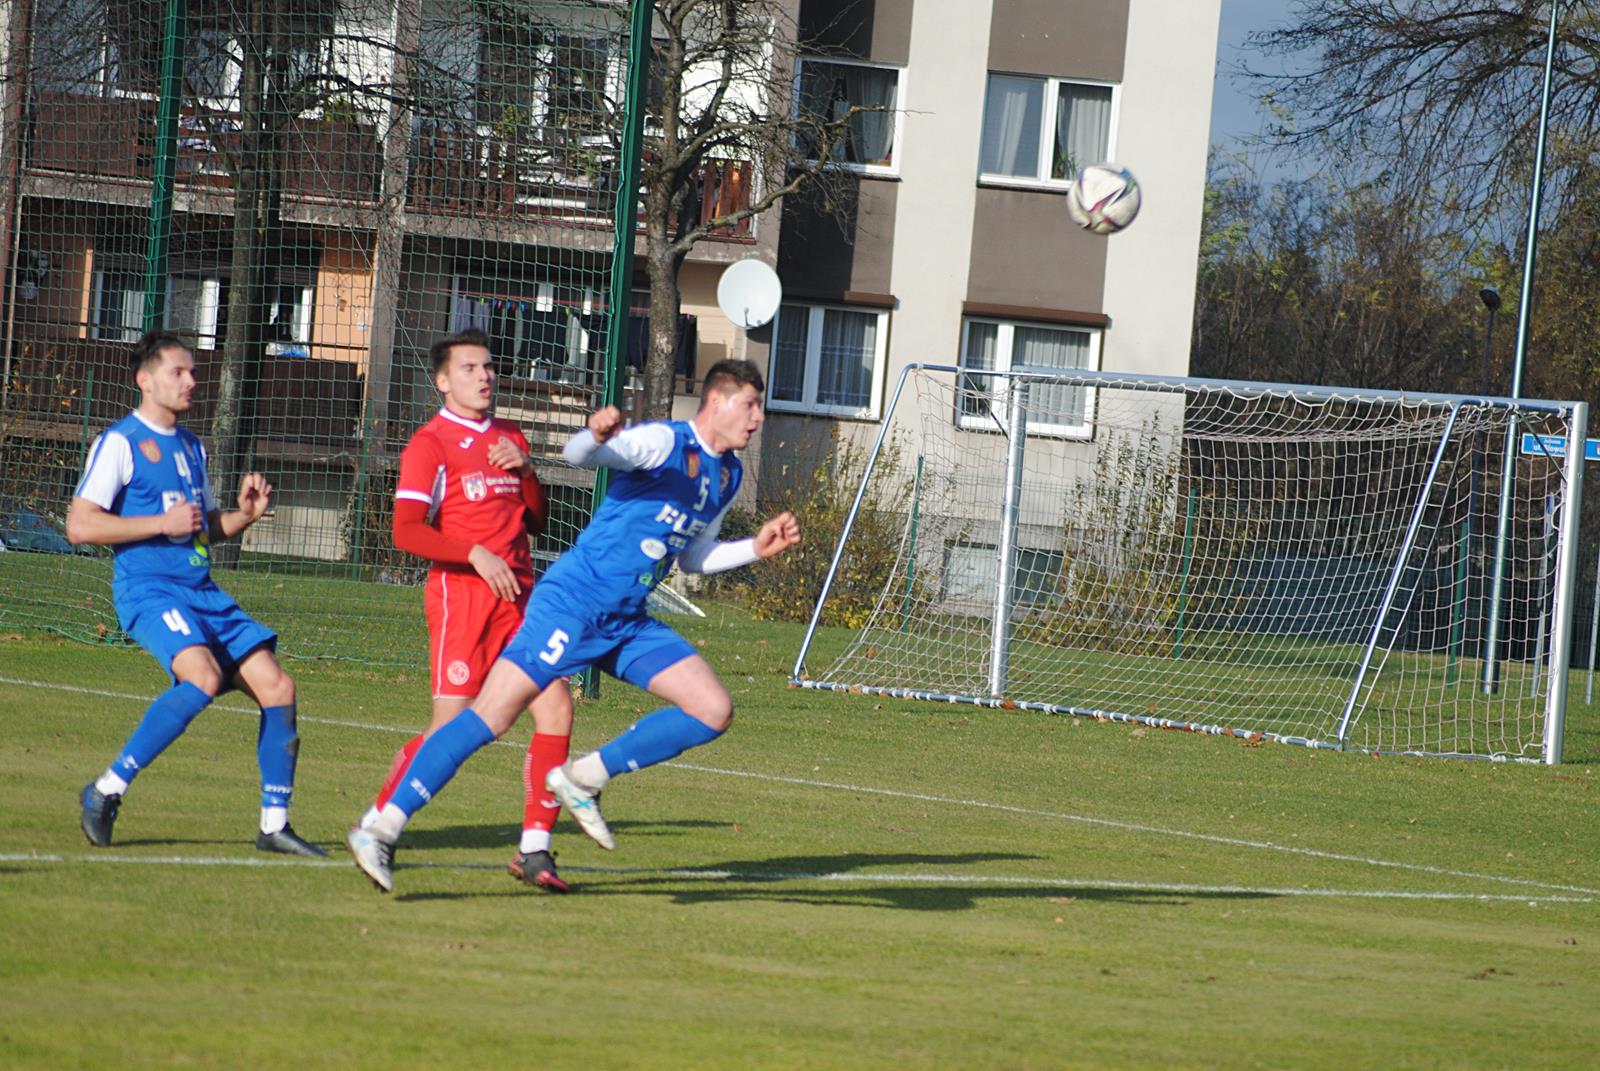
[0, 852, 1589, 904]
[4, 673, 1596, 898]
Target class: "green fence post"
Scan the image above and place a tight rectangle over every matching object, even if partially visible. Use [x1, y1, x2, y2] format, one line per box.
[141, 0, 186, 333]
[582, 0, 653, 700]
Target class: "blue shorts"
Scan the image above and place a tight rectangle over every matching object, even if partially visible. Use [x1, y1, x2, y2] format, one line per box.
[500, 583, 695, 690]
[116, 577, 277, 683]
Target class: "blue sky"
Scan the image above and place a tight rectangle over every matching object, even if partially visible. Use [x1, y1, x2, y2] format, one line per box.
[1209, 0, 1297, 154]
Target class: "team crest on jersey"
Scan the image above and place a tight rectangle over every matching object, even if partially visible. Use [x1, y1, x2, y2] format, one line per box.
[446, 660, 471, 687]
[461, 472, 488, 502]
[685, 448, 700, 479]
[139, 439, 162, 464]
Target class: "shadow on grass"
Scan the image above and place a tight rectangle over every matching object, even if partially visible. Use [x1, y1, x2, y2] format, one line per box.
[401, 818, 725, 852]
[392, 849, 1281, 909]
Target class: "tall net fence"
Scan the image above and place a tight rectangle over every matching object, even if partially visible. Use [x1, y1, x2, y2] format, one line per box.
[0, 0, 671, 662]
[796, 367, 1585, 762]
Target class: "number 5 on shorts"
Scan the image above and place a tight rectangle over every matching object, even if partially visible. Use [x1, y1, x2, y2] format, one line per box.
[538, 628, 570, 666]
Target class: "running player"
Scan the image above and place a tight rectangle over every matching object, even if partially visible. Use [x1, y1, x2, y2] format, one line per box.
[69, 331, 324, 856]
[355, 328, 575, 891]
[347, 359, 799, 892]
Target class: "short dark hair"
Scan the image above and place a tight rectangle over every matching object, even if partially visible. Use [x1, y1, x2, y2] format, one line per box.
[429, 328, 491, 374]
[700, 359, 765, 401]
[129, 331, 192, 377]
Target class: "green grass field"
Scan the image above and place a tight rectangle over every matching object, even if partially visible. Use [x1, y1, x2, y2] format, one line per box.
[2, 603, 1597, 1070]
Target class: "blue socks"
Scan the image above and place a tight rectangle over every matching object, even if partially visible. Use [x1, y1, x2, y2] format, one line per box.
[598, 707, 724, 777]
[257, 704, 299, 808]
[388, 710, 496, 816]
[111, 681, 213, 783]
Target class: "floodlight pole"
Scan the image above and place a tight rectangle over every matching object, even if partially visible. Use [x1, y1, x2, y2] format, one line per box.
[1484, 0, 1561, 696]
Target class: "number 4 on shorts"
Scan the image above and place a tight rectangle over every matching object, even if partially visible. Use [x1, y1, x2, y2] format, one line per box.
[162, 608, 192, 636]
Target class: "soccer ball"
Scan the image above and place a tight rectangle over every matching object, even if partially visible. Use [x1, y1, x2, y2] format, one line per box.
[1067, 163, 1141, 235]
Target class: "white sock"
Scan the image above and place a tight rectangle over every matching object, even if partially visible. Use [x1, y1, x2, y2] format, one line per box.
[359, 805, 381, 830]
[260, 806, 287, 835]
[570, 752, 610, 791]
[371, 802, 408, 841]
[95, 770, 129, 796]
[519, 828, 552, 854]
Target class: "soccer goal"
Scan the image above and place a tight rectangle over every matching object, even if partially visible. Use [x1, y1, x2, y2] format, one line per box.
[792, 365, 1587, 764]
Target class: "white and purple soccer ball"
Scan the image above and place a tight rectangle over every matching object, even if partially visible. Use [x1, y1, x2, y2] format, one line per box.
[1067, 163, 1141, 235]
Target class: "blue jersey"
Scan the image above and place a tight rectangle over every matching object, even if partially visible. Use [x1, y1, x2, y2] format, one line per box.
[75, 411, 217, 592]
[543, 420, 742, 616]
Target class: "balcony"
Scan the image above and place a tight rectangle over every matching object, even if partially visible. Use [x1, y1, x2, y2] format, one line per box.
[24, 93, 754, 241]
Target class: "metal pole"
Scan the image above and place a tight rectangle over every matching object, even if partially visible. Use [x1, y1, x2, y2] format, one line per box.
[1486, 0, 1561, 694]
[1530, 493, 1555, 697]
[142, 0, 187, 333]
[1543, 400, 1585, 764]
[989, 378, 1028, 698]
[582, 0, 651, 700]
[793, 364, 918, 679]
[1337, 404, 1464, 745]
[1585, 536, 1599, 704]
[899, 454, 924, 631]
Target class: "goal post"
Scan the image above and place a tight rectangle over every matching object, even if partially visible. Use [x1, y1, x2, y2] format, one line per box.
[793, 364, 1586, 764]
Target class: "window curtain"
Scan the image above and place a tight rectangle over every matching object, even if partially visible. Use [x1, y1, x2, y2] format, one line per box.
[1013, 325, 1090, 424]
[817, 309, 875, 408]
[960, 320, 999, 419]
[842, 67, 896, 165]
[980, 75, 1041, 176]
[771, 305, 809, 402]
[1053, 83, 1113, 179]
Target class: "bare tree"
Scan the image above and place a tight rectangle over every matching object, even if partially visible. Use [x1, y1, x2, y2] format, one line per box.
[630, 0, 857, 419]
[1246, 1, 1600, 229]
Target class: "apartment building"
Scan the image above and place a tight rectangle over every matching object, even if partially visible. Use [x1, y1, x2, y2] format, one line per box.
[0, 0, 1219, 565]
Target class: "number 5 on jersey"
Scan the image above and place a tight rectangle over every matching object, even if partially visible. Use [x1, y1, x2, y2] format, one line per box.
[538, 628, 570, 666]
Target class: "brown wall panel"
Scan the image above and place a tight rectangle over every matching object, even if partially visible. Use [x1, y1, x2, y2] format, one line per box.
[799, 0, 914, 64]
[968, 187, 1106, 312]
[988, 0, 1128, 81]
[777, 177, 898, 299]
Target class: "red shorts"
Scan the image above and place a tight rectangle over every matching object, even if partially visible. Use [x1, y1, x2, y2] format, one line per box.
[424, 570, 530, 699]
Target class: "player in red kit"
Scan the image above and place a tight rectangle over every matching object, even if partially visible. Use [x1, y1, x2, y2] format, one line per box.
[356, 329, 575, 891]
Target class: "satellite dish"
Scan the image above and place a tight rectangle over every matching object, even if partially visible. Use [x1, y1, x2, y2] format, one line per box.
[716, 259, 782, 329]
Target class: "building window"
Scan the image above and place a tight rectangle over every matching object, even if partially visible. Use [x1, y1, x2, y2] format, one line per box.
[942, 540, 1064, 606]
[958, 318, 1100, 438]
[768, 303, 888, 418]
[794, 59, 901, 173]
[449, 277, 599, 382]
[979, 74, 1115, 187]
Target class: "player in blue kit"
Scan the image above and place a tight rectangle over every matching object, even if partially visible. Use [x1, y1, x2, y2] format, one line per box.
[348, 359, 799, 892]
[68, 331, 325, 857]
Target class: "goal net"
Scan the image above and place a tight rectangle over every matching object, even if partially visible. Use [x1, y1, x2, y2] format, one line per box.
[794, 365, 1586, 764]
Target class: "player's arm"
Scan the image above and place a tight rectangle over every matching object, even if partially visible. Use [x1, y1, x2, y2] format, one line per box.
[562, 406, 675, 472]
[678, 508, 801, 574]
[68, 496, 201, 545]
[208, 472, 271, 541]
[67, 431, 203, 546]
[485, 430, 549, 537]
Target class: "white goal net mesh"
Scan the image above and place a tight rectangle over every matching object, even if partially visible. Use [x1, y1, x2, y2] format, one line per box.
[795, 366, 1584, 762]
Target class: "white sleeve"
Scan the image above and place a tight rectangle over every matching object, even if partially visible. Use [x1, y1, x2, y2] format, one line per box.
[74, 431, 134, 510]
[677, 505, 760, 574]
[563, 423, 677, 471]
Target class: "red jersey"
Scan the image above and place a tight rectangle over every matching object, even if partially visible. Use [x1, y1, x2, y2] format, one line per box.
[394, 408, 546, 582]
